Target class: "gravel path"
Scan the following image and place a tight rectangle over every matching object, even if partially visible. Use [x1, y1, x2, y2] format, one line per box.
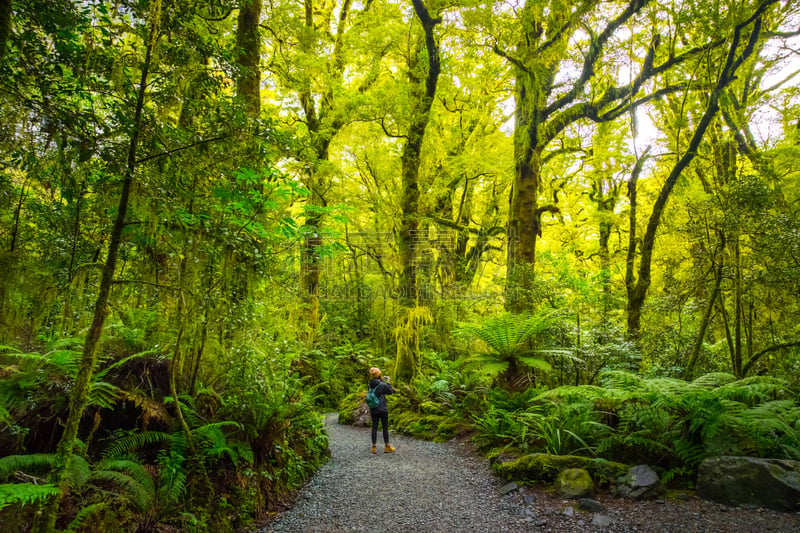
[260, 413, 527, 533]
[259, 414, 800, 533]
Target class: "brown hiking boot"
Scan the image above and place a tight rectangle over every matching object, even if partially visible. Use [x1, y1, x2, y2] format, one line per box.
[384, 444, 396, 453]
[371, 445, 377, 454]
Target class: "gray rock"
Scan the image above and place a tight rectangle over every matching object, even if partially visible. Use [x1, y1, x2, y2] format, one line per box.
[616, 464, 664, 500]
[591, 514, 613, 527]
[500, 481, 519, 495]
[577, 498, 606, 513]
[562, 505, 575, 517]
[696, 456, 800, 512]
[555, 468, 595, 499]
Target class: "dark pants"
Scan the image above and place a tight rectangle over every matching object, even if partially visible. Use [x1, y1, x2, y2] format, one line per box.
[371, 411, 389, 444]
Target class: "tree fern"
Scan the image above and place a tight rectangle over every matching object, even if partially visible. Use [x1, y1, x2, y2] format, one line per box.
[458, 312, 555, 388]
[0, 482, 60, 511]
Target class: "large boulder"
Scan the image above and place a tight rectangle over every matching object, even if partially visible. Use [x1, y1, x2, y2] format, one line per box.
[556, 468, 595, 499]
[697, 456, 800, 511]
[613, 464, 664, 500]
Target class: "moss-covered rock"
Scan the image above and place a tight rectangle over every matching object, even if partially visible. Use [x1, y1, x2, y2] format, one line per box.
[556, 468, 595, 498]
[391, 411, 469, 442]
[337, 390, 370, 426]
[494, 453, 628, 487]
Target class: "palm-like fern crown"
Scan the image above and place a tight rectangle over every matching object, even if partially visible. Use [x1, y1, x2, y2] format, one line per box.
[460, 313, 552, 359]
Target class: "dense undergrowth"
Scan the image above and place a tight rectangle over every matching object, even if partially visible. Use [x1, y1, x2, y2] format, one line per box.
[0, 317, 329, 532]
[338, 313, 800, 489]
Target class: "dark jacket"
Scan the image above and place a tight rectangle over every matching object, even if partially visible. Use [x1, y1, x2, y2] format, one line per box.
[368, 378, 394, 415]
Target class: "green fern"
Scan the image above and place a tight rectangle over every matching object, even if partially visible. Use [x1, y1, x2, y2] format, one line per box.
[157, 450, 187, 507]
[101, 431, 173, 459]
[66, 503, 112, 532]
[0, 453, 56, 480]
[0, 482, 60, 511]
[458, 312, 555, 388]
[94, 349, 162, 380]
[91, 470, 154, 512]
[689, 372, 737, 390]
[88, 381, 122, 409]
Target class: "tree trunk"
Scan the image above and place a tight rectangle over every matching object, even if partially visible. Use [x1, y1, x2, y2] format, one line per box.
[626, 10, 765, 339]
[684, 231, 725, 379]
[236, 0, 261, 116]
[38, 6, 160, 530]
[733, 235, 743, 377]
[296, 0, 354, 333]
[0, 0, 11, 62]
[625, 150, 650, 338]
[398, 0, 441, 306]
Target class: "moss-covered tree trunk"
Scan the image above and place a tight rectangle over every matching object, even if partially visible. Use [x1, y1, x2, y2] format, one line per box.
[0, 0, 11, 62]
[38, 5, 161, 530]
[297, 0, 353, 334]
[398, 0, 441, 307]
[236, 0, 261, 116]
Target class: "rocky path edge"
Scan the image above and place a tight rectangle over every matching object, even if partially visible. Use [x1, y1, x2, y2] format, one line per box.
[257, 414, 800, 533]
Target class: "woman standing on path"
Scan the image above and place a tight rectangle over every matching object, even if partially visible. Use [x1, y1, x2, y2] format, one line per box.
[368, 367, 395, 454]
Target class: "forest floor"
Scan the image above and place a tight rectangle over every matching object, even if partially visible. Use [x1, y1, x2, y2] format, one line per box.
[256, 414, 800, 533]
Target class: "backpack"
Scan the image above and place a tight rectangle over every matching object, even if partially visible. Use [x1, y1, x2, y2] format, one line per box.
[365, 383, 381, 409]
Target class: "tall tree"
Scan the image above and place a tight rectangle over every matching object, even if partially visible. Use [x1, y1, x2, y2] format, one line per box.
[237, 0, 262, 115]
[0, 0, 10, 62]
[264, 0, 388, 333]
[39, 2, 163, 529]
[398, 0, 442, 306]
[626, 1, 774, 338]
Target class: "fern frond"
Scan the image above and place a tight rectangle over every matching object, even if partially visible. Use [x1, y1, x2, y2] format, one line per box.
[95, 459, 156, 497]
[714, 376, 791, 405]
[600, 370, 645, 391]
[673, 438, 706, 467]
[538, 349, 585, 364]
[517, 356, 553, 373]
[191, 420, 242, 436]
[534, 385, 608, 402]
[644, 378, 691, 396]
[91, 470, 154, 512]
[46, 337, 84, 352]
[101, 432, 173, 459]
[94, 349, 161, 379]
[66, 455, 91, 488]
[88, 381, 122, 409]
[44, 349, 83, 378]
[66, 503, 112, 532]
[0, 482, 60, 511]
[0, 454, 56, 480]
[0, 404, 12, 425]
[157, 451, 187, 506]
[0, 345, 23, 354]
[690, 372, 737, 390]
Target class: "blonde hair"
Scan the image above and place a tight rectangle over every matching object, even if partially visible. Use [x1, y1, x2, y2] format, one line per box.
[369, 367, 382, 378]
